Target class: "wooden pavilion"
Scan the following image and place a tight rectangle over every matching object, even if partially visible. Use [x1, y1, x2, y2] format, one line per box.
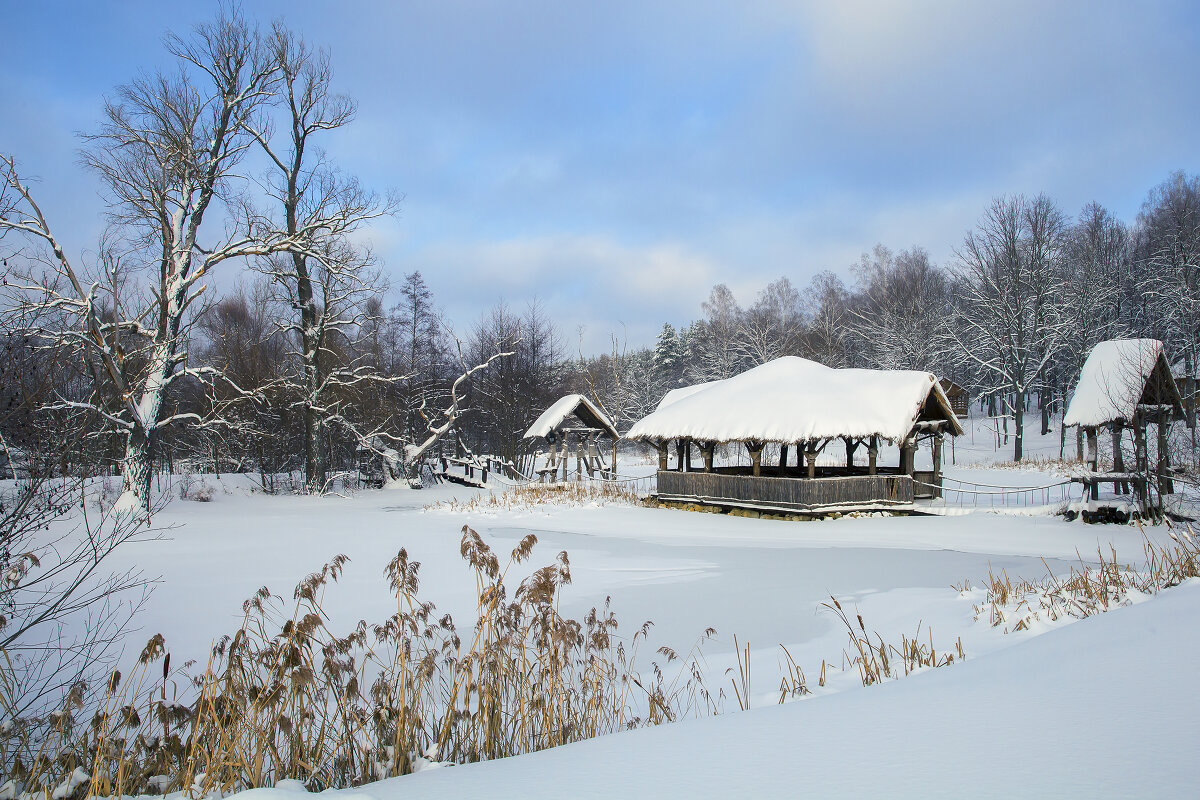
[626, 357, 964, 516]
[522, 394, 620, 481]
[939, 378, 970, 418]
[1064, 339, 1190, 516]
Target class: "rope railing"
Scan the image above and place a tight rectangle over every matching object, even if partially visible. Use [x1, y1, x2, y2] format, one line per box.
[917, 476, 1076, 509]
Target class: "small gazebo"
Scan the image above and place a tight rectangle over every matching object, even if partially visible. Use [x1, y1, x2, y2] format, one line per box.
[939, 378, 970, 418]
[1064, 338, 1189, 512]
[626, 357, 963, 516]
[522, 394, 620, 481]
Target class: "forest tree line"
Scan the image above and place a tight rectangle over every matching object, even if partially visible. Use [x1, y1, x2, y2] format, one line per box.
[2, 9, 1199, 503]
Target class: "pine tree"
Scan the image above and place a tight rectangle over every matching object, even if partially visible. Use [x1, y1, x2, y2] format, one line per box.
[652, 323, 682, 388]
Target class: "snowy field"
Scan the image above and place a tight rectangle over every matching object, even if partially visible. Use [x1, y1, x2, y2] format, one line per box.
[77, 414, 1198, 798]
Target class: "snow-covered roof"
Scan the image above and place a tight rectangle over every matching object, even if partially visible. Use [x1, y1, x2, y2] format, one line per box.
[1064, 339, 1184, 427]
[626, 357, 963, 444]
[523, 394, 619, 439]
[655, 380, 724, 411]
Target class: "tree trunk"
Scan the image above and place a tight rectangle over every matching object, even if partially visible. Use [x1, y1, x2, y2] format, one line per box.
[1012, 390, 1024, 462]
[120, 426, 155, 509]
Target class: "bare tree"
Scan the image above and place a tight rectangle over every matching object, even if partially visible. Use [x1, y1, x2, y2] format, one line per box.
[803, 271, 854, 368]
[0, 9, 296, 509]
[736, 277, 806, 365]
[850, 245, 950, 371]
[1057, 203, 1126, 453]
[947, 195, 1068, 461]
[686, 284, 743, 382]
[249, 24, 397, 493]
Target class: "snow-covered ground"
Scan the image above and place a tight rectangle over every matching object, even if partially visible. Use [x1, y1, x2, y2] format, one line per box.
[81, 412, 1198, 797]
[238, 577, 1200, 799]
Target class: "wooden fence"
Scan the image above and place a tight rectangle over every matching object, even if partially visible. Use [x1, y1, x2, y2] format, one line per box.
[655, 470, 914, 514]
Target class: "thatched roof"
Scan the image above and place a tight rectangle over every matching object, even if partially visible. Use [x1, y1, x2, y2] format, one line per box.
[1064, 339, 1185, 427]
[523, 394, 619, 439]
[627, 357, 963, 444]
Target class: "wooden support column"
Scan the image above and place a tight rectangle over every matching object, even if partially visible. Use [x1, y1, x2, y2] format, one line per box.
[932, 434, 943, 499]
[561, 435, 570, 482]
[1085, 427, 1098, 473]
[685, 439, 693, 472]
[899, 440, 915, 476]
[675, 439, 686, 472]
[868, 435, 878, 476]
[1133, 415, 1149, 510]
[702, 442, 715, 473]
[612, 439, 619, 478]
[656, 440, 668, 471]
[747, 441, 763, 477]
[844, 437, 858, 470]
[778, 443, 789, 476]
[805, 442, 817, 479]
[584, 433, 596, 478]
[1112, 422, 1129, 494]
[1158, 410, 1173, 495]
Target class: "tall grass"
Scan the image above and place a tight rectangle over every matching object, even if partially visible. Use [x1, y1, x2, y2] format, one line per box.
[0, 526, 714, 797]
[426, 481, 644, 514]
[7, 521, 1200, 798]
[972, 522, 1200, 633]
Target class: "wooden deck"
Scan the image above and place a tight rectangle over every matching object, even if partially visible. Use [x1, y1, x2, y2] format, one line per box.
[654, 470, 914, 515]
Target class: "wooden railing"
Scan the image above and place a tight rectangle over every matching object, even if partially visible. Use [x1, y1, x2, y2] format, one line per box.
[655, 470, 913, 514]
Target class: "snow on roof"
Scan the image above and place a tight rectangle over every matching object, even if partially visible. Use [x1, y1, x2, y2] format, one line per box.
[655, 380, 724, 411]
[626, 356, 962, 444]
[1064, 339, 1182, 427]
[523, 394, 619, 439]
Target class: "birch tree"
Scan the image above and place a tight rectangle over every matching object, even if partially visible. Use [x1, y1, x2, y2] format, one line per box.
[0, 9, 293, 509]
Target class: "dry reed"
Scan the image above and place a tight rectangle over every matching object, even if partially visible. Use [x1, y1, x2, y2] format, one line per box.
[425, 481, 644, 514]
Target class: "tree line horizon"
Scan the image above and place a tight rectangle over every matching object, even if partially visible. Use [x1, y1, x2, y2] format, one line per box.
[2, 8, 1198, 503]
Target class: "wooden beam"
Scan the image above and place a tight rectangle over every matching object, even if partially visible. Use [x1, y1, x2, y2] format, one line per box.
[805, 442, 817, 479]
[702, 441, 715, 473]
[657, 440, 668, 471]
[868, 435, 878, 476]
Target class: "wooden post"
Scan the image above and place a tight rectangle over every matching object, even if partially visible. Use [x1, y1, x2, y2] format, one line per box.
[612, 439, 618, 478]
[868, 435, 878, 476]
[576, 435, 585, 481]
[675, 439, 686, 472]
[1112, 422, 1128, 494]
[805, 442, 817, 479]
[844, 437, 858, 470]
[932, 434, 943, 499]
[1133, 416, 1149, 511]
[685, 439, 693, 473]
[1158, 410, 1173, 495]
[778, 443, 789, 476]
[657, 441, 668, 471]
[702, 442, 715, 473]
[747, 441, 763, 477]
[561, 435, 570, 482]
[1085, 427, 1098, 473]
[899, 440, 914, 476]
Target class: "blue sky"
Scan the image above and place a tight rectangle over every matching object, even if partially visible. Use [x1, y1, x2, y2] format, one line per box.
[3, 1, 1198, 351]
